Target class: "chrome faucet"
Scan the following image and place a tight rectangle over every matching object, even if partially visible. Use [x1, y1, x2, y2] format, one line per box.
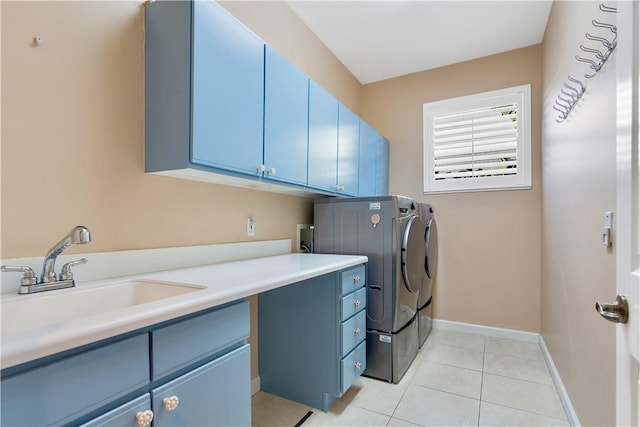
[41, 226, 91, 283]
[1, 226, 91, 294]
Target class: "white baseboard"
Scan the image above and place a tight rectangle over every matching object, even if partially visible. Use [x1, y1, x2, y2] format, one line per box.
[539, 336, 581, 427]
[432, 318, 580, 426]
[251, 376, 261, 396]
[432, 319, 539, 343]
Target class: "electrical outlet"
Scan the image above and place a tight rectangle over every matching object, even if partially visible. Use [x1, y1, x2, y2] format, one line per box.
[247, 218, 256, 237]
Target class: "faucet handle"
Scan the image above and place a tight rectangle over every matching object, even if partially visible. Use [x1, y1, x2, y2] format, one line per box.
[59, 258, 87, 281]
[1, 265, 38, 286]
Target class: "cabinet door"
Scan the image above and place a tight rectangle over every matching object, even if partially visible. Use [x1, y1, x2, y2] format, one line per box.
[308, 81, 339, 192]
[80, 394, 151, 427]
[358, 121, 377, 196]
[152, 345, 250, 427]
[337, 104, 360, 196]
[358, 121, 389, 196]
[190, 1, 265, 177]
[376, 137, 390, 196]
[263, 47, 309, 185]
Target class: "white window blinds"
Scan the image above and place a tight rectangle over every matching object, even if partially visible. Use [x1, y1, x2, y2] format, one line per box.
[423, 85, 531, 194]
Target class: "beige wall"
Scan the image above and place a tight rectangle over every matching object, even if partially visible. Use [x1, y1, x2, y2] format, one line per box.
[361, 46, 543, 332]
[541, 2, 617, 425]
[0, 1, 358, 380]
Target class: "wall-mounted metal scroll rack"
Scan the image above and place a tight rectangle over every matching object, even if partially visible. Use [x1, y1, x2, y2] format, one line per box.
[554, 4, 617, 123]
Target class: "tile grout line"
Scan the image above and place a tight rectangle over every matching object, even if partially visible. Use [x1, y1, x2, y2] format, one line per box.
[477, 337, 485, 427]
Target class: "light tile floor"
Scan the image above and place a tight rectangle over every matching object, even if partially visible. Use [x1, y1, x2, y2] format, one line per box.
[252, 329, 570, 427]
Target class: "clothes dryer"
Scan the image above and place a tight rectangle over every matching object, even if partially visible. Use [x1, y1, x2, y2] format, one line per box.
[314, 195, 423, 383]
[417, 203, 438, 347]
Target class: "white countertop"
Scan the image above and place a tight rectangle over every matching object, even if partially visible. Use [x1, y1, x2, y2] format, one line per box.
[1, 253, 367, 369]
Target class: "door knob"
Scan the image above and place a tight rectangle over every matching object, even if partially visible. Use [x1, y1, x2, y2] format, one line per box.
[595, 294, 629, 324]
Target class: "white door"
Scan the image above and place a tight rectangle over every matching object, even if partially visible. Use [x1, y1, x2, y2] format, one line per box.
[613, 1, 640, 425]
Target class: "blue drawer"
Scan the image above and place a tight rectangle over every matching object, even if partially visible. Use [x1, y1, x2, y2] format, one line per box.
[341, 341, 366, 393]
[80, 394, 151, 427]
[340, 265, 365, 296]
[152, 300, 249, 380]
[341, 310, 366, 357]
[1, 334, 149, 426]
[341, 287, 366, 321]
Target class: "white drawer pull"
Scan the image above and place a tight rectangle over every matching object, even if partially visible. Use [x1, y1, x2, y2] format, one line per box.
[135, 410, 154, 427]
[354, 328, 361, 335]
[354, 362, 362, 370]
[353, 275, 361, 284]
[354, 299, 362, 308]
[163, 395, 180, 411]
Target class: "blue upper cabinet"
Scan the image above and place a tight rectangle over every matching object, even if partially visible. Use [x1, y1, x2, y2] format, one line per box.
[263, 47, 309, 186]
[145, 0, 388, 197]
[308, 82, 339, 193]
[376, 136, 390, 196]
[358, 121, 389, 196]
[145, 1, 265, 179]
[191, 1, 265, 175]
[337, 105, 360, 196]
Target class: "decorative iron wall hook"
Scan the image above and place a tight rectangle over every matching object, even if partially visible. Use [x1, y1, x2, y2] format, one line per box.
[592, 19, 617, 34]
[553, 75, 587, 123]
[599, 4, 617, 13]
[553, 4, 615, 123]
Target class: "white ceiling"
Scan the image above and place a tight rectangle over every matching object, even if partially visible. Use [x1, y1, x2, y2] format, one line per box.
[287, 1, 553, 84]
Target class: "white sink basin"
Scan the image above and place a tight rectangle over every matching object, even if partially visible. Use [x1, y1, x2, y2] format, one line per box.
[1, 280, 204, 335]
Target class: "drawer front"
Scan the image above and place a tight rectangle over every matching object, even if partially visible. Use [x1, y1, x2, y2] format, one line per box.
[341, 341, 366, 393]
[340, 265, 366, 296]
[80, 394, 151, 427]
[341, 310, 366, 357]
[1, 334, 149, 427]
[152, 344, 251, 427]
[153, 300, 249, 380]
[341, 286, 366, 321]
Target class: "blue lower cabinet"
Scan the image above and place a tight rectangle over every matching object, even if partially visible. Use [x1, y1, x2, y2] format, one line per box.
[79, 394, 151, 427]
[0, 334, 149, 427]
[152, 345, 251, 427]
[1, 301, 250, 426]
[341, 341, 367, 393]
[259, 264, 367, 412]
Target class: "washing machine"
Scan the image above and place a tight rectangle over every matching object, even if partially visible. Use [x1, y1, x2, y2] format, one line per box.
[314, 195, 423, 383]
[417, 203, 438, 347]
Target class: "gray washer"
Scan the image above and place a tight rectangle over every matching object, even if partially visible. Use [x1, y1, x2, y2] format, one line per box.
[314, 195, 422, 383]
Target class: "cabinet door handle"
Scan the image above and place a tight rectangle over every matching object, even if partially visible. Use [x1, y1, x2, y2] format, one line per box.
[354, 299, 362, 308]
[354, 362, 362, 370]
[135, 410, 154, 427]
[353, 275, 361, 284]
[163, 395, 180, 411]
[257, 164, 266, 173]
[268, 167, 276, 175]
[354, 328, 361, 335]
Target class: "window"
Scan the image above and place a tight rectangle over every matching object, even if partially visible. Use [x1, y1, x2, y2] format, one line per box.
[423, 84, 531, 194]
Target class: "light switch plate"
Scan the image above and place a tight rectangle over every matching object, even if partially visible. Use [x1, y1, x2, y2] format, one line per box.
[604, 211, 613, 229]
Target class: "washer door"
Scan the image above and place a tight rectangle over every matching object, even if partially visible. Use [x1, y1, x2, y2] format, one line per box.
[425, 217, 438, 280]
[401, 214, 425, 293]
